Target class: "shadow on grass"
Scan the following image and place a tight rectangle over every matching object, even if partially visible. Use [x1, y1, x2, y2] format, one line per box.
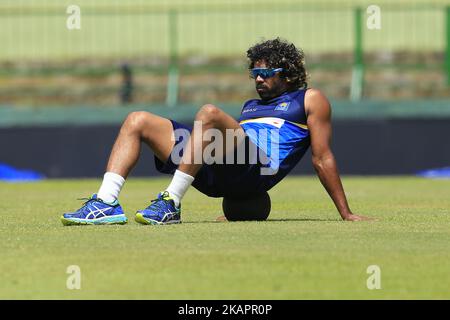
[267, 218, 340, 222]
[183, 217, 340, 224]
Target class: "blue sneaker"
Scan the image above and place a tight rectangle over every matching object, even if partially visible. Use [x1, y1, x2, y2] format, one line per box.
[135, 191, 181, 225]
[61, 194, 128, 226]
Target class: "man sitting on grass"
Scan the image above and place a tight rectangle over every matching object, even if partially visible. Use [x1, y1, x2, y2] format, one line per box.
[61, 37, 371, 225]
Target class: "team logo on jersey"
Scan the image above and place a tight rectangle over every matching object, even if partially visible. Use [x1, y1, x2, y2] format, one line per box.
[274, 101, 290, 111]
[242, 107, 257, 113]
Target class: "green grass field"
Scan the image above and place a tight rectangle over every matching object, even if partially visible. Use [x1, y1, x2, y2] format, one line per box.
[1, 176, 450, 299]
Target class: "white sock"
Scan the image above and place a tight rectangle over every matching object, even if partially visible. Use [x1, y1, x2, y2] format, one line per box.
[166, 170, 194, 207]
[97, 172, 125, 204]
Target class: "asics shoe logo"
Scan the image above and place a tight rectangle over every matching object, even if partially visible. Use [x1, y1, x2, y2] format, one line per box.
[85, 205, 113, 219]
[162, 211, 178, 222]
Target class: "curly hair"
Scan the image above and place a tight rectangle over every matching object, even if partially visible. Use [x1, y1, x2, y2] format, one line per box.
[246, 38, 308, 89]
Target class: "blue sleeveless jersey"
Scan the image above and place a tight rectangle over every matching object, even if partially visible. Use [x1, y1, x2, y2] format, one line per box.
[238, 89, 310, 190]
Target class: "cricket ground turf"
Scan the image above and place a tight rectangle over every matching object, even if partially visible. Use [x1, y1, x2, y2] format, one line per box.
[1, 176, 449, 299]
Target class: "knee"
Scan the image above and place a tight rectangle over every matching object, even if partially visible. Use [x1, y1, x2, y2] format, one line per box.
[196, 104, 221, 126]
[123, 111, 152, 133]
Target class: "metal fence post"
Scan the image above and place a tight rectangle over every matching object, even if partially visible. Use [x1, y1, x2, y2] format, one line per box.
[350, 7, 364, 101]
[166, 9, 179, 108]
[446, 6, 450, 85]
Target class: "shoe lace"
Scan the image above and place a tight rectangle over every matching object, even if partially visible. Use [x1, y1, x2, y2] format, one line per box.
[76, 197, 102, 211]
[146, 192, 170, 211]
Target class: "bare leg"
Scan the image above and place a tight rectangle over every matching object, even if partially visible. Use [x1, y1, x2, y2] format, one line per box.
[106, 111, 175, 178]
[63, 112, 176, 221]
[178, 104, 246, 177]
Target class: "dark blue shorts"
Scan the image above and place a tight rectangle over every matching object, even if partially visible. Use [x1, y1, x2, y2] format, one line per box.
[154, 120, 269, 198]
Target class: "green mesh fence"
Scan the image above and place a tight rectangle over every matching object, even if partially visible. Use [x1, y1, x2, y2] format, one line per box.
[0, 1, 447, 60]
[0, 0, 449, 107]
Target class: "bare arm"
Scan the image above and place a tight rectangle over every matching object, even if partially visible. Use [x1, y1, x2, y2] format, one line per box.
[305, 89, 370, 221]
